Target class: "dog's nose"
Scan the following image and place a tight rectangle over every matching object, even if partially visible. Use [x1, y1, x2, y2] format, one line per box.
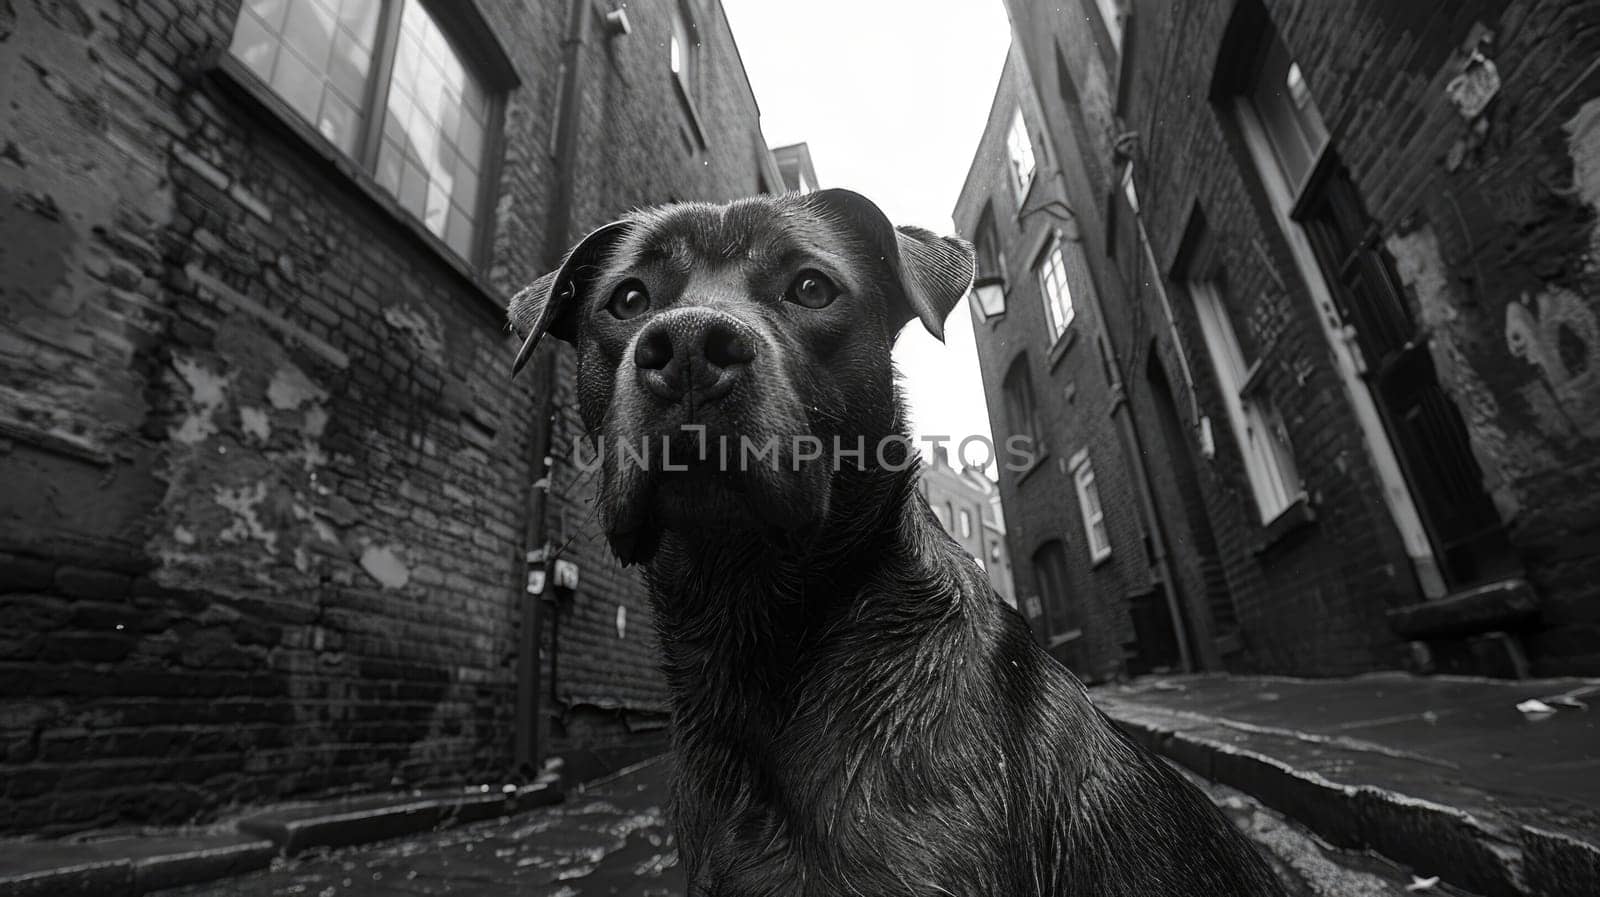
[633, 309, 756, 404]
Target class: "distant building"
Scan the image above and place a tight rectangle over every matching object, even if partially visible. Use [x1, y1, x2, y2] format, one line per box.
[959, 0, 1600, 680]
[919, 448, 1016, 609]
[771, 142, 819, 193]
[0, 0, 791, 835]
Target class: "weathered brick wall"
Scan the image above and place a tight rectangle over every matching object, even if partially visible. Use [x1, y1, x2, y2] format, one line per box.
[953, 48, 1150, 680]
[536, 0, 784, 744]
[1259, 0, 1600, 673]
[1094, 0, 1421, 676]
[997, 0, 1600, 676]
[0, 0, 780, 834]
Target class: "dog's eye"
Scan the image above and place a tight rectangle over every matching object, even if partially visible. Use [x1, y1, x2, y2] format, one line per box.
[784, 270, 840, 309]
[607, 281, 651, 320]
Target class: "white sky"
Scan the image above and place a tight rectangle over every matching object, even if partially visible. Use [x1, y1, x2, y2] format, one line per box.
[720, 0, 1013, 470]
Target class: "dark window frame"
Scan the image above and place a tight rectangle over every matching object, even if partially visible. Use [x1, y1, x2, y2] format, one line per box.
[1031, 539, 1081, 642]
[219, 0, 518, 271]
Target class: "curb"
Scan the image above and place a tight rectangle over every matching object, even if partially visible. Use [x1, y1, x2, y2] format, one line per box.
[0, 834, 275, 897]
[235, 782, 560, 855]
[1104, 705, 1600, 897]
[0, 781, 561, 897]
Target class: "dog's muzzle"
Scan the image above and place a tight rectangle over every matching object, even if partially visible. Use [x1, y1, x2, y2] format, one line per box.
[632, 308, 757, 406]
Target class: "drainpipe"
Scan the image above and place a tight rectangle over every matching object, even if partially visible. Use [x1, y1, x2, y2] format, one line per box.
[1108, 377, 1196, 674]
[515, 0, 592, 774]
[1068, 185, 1196, 674]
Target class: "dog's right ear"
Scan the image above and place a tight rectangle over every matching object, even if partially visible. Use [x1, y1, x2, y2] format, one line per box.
[509, 220, 631, 376]
[807, 189, 975, 341]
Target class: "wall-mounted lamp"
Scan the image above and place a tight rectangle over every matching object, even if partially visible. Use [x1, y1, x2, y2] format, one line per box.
[970, 275, 1008, 322]
[1017, 197, 1075, 226]
[603, 8, 632, 37]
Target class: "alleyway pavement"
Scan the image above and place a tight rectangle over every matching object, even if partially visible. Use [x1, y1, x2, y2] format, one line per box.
[146, 745, 1446, 897]
[142, 672, 1600, 897]
[1095, 672, 1600, 897]
[154, 760, 679, 897]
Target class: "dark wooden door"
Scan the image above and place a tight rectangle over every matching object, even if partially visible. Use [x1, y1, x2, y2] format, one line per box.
[1297, 162, 1515, 588]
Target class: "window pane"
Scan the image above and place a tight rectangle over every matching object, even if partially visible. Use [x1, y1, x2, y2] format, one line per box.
[1250, 37, 1329, 194]
[399, 158, 428, 219]
[452, 161, 479, 209]
[327, 27, 371, 104]
[444, 204, 475, 258]
[317, 89, 359, 155]
[229, 9, 279, 80]
[1007, 110, 1036, 198]
[271, 46, 325, 122]
[229, 0, 377, 161]
[282, 0, 336, 72]
[1074, 460, 1110, 559]
[338, 0, 380, 47]
[1036, 239, 1074, 340]
[378, 0, 486, 253]
[376, 139, 403, 194]
[244, 0, 291, 31]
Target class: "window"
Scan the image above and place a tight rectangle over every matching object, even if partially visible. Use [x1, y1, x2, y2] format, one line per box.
[1070, 449, 1111, 563]
[932, 502, 949, 530]
[1092, 0, 1125, 56]
[1002, 357, 1041, 453]
[1031, 540, 1079, 639]
[1035, 235, 1075, 341]
[228, 0, 505, 262]
[1188, 278, 1302, 522]
[1006, 109, 1037, 202]
[669, 2, 699, 97]
[1244, 34, 1329, 201]
[959, 509, 973, 538]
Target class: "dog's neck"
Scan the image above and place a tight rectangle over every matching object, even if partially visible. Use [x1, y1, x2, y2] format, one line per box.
[640, 459, 992, 725]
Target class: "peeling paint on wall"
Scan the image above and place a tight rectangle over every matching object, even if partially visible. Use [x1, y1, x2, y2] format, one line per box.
[239, 406, 271, 443]
[1567, 96, 1600, 264]
[360, 544, 411, 589]
[383, 303, 446, 363]
[170, 357, 231, 444]
[214, 481, 277, 553]
[1507, 287, 1600, 440]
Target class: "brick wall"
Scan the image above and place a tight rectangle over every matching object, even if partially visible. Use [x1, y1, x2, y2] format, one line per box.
[954, 47, 1153, 681]
[534, 0, 783, 745]
[988, 0, 1600, 676]
[1260, 0, 1600, 673]
[0, 0, 780, 835]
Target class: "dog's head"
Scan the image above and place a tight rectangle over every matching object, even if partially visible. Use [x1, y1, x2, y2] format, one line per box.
[509, 189, 973, 564]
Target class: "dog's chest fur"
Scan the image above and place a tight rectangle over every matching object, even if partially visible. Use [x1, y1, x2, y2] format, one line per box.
[666, 566, 1033, 895]
[646, 508, 1282, 897]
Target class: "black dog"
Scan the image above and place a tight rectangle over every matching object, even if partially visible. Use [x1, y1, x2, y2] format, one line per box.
[510, 190, 1282, 896]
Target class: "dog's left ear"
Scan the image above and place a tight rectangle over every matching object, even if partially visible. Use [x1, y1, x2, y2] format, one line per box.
[809, 188, 975, 341]
[509, 220, 632, 376]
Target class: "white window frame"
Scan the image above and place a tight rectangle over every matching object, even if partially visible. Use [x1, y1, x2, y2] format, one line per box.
[1070, 449, 1112, 564]
[1035, 235, 1075, 341]
[1233, 40, 1445, 596]
[1093, 0, 1125, 55]
[959, 508, 973, 538]
[669, 1, 698, 97]
[1188, 279, 1303, 522]
[1006, 108, 1037, 203]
